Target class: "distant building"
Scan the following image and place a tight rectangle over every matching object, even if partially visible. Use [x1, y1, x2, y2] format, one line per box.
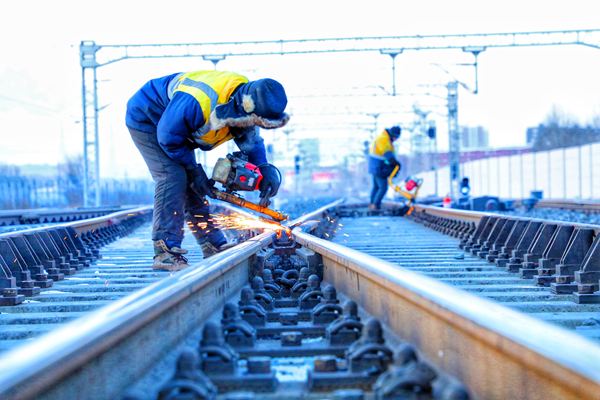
[460, 126, 489, 149]
[526, 127, 538, 145]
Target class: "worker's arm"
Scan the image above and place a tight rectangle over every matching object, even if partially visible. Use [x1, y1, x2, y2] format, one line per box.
[232, 126, 278, 206]
[376, 134, 399, 167]
[383, 150, 399, 165]
[156, 92, 205, 170]
[232, 126, 268, 166]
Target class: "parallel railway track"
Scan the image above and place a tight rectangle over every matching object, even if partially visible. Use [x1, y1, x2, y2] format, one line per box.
[0, 200, 599, 399]
[513, 198, 600, 212]
[0, 206, 135, 227]
[334, 210, 600, 339]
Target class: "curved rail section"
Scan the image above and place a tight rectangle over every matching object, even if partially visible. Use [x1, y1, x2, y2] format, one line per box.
[0, 201, 599, 399]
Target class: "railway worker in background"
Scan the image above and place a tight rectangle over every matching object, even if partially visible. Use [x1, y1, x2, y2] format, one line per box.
[368, 126, 402, 210]
[126, 70, 289, 271]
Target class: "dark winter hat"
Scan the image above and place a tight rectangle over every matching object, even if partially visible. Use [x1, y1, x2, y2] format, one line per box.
[243, 79, 288, 120]
[211, 78, 290, 131]
[389, 126, 401, 138]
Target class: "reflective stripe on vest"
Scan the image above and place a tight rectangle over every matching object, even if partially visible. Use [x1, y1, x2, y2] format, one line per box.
[167, 70, 249, 149]
[369, 130, 394, 158]
[167, 73, 186, 100]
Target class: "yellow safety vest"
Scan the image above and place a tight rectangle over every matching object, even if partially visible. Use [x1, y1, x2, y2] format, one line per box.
[168, 70, 249, 149]
[369, 130, 395, 159]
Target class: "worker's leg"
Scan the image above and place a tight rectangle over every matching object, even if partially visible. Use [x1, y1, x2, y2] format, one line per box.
[128, 127, 187, 248]
[184, 189, 228, 250]
[370, 174, 379, 205]
[372, 175, 389, 209]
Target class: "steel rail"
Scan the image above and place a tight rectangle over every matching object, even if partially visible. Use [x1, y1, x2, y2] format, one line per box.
[413, 203, 600, 233]
[0, 232, 275, 400]
[0, 205, 153, 240]
[0, 206, 140, 227]
[0, 201, 338, 400]
[285, 197, 345, 227]
[293, 228, 600, 400]
[513, 198, 600, 212]
[3, 200, 600, 399]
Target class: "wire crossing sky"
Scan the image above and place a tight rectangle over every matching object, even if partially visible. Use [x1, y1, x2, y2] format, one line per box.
[0, 0, 599, 180]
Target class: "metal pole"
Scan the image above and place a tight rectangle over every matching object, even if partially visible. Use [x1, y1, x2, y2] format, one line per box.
[520, 153, 524, 199]
[578, 145, 582, 199]
[497, 157, 500, 197]
[434, 132, 438, 196]
[392, 55, 397, 96]
[533, 152, 537, 190]
[548, 151, 551, 198]
[479, 158, 482, 197]
[447, 82, 459, 200]
[563, 147, 567, 199]
[508, 153, 512, 198]
[81, 67, 89, 207]
[380, 51, 402, 96]
[474, 52, 480, 94]
[93, 67, 101, 207]
[80, 41, 100, 208]
[591, 145, 594, 199]
[487, 155, 491, 195]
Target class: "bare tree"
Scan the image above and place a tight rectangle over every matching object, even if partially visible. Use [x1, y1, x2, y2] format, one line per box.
[533, 104, 600, 151]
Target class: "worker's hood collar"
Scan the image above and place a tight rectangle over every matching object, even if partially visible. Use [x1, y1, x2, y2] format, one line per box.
[210, 79, 290, 130]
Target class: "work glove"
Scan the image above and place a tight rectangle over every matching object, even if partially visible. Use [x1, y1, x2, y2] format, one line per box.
[389, 158, 401, 169]
[187, 165, 216, 199]
[258, 165, 281, 207]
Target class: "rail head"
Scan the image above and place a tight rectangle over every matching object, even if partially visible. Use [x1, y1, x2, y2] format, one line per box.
[0, 205, 154, 239]
[293, 227, 600, 400]
[0, 199, 344, 400]
[514, 198, 600, 212]
[0, 206, 136, 227]
[414, 203, 600, 233]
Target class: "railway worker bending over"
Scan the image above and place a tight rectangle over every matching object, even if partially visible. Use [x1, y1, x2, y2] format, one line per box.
[126, 70, 290, 271]
[368, 126, 402, 210]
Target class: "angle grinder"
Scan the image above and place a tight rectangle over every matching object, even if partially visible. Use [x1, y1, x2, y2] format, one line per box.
[211, 152, 288, 222]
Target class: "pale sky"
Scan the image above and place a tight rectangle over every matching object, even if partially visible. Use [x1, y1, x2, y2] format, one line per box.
[0, 0, 599, 179]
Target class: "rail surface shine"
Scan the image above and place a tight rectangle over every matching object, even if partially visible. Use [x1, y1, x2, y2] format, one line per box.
[0, 200, 600, 400]
[332, 216, 600, 338]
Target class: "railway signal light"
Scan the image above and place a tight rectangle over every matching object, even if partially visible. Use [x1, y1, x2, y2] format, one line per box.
[427, 120, 436, 139]
[294, 155, 301, 174]
[460, 177, 470, 196]
[427, 126, 436, 139]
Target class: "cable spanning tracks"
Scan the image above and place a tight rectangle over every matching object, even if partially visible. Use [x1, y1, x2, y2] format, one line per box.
[0, 201, 599, 399]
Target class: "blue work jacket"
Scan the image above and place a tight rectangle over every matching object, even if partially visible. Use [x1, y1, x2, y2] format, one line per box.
[126, 71, 267, 170]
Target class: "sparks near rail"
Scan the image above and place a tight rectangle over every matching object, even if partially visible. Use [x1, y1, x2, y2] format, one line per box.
[210, 213, 292, 239]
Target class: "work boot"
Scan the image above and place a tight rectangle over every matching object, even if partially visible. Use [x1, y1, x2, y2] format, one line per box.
[153, 240, 190, 271]
[200, 241, 238, 259]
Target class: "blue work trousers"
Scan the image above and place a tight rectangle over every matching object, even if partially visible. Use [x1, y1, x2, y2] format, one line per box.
[128, 127, 226, 249]
[370, 175, 388, 208]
